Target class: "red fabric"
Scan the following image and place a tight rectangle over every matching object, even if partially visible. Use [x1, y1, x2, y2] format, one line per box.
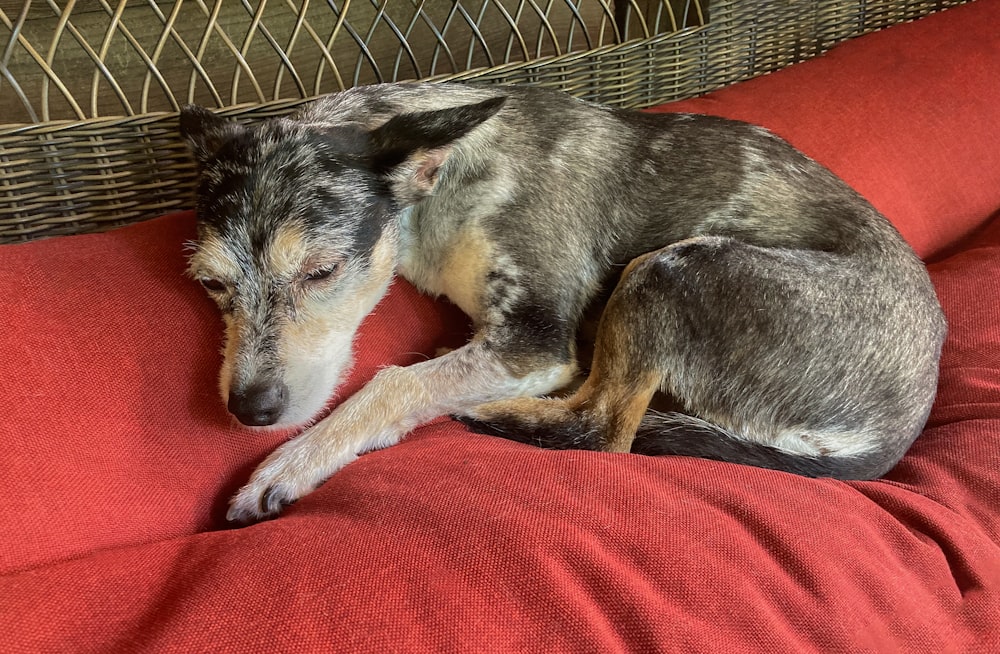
[3, 2, 1000, 652]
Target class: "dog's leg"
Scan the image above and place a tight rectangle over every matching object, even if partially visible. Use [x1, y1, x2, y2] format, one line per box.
[227, 338, 575, 522]
[465, 234, 942, 480]
[462, 250, 667, 453]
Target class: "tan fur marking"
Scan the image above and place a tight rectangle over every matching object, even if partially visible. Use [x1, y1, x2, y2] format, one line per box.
[188, 233, 242, 281]
[470, 395, 575, 429]
[470, 366, 658, 454]
[436, 224, 493, 317]
[267, 222, 311, 276]
[558, 364, 660, 453]
[598, 373, 661, 453]
[362, 227, 399, 292]
[568, 275, 664, 452]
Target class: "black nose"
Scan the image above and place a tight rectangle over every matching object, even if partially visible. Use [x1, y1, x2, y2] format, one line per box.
[228, 381, 288, 426]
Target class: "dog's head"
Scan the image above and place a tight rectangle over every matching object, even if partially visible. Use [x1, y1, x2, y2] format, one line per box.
[180, 94, 504, 427]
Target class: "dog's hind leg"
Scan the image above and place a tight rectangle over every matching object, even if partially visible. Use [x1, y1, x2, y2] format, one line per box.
[460, 374, 661, 454]
[467, 234, 932, 480]
[462, 249, 672, 453]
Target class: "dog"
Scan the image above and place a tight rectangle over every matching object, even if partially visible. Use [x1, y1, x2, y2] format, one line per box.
[180, 82, 946, 523]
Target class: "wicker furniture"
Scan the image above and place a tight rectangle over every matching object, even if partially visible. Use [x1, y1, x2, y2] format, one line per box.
[0, 0, 968, 242]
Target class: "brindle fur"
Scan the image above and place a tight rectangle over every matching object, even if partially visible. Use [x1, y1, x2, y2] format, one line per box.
[180, 82, 946, 522]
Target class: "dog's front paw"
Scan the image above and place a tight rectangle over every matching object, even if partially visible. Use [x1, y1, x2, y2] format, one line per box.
[226, 476, 307, 524]
[227, 435, 357, 523]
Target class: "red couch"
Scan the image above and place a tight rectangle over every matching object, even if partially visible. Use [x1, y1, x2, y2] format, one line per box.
[2, 2, 999, 651]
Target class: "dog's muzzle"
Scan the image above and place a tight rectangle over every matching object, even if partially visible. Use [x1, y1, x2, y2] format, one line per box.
[228, 381, 289, 426]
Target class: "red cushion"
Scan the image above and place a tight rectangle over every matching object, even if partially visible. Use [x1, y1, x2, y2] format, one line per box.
[3, 1, 999, 651]
[1, 212, 998, 651]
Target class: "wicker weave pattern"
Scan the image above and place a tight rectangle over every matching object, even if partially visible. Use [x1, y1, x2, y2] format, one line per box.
[0, 0, 968, 242]
[1, 1, 703, 123]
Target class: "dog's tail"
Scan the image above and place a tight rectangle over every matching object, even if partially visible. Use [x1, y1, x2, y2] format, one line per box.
[631, 411, 894, 480]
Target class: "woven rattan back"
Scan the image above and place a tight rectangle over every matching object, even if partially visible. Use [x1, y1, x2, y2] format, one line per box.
[0, 0, 968, 241]
[2, 0, 707, 123]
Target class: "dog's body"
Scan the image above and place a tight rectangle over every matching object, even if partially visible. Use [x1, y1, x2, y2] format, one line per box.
[180, 82, 946, 523]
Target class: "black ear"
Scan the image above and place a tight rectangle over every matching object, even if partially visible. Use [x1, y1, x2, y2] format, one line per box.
[368, 96, 506, 204]
[179, 105, 246, 165]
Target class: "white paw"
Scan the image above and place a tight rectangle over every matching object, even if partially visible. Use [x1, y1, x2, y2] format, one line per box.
[226, 433, 357, 523]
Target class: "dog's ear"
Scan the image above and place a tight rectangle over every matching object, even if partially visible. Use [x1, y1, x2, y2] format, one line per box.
[179, 105, 246, 165]
[368, 96, 506, 204]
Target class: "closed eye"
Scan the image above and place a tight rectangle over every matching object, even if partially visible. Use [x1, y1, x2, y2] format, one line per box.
[304, 264, 339, 282]
[199, 277, 228, 293]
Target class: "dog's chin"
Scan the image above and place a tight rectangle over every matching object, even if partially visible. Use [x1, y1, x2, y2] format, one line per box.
[276, 397, 336, 430]
[238, 418, 303, 435]
[268, 363, 351, 431]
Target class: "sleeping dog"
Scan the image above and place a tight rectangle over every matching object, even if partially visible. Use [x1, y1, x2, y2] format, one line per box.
[180, 82, 946, 523]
